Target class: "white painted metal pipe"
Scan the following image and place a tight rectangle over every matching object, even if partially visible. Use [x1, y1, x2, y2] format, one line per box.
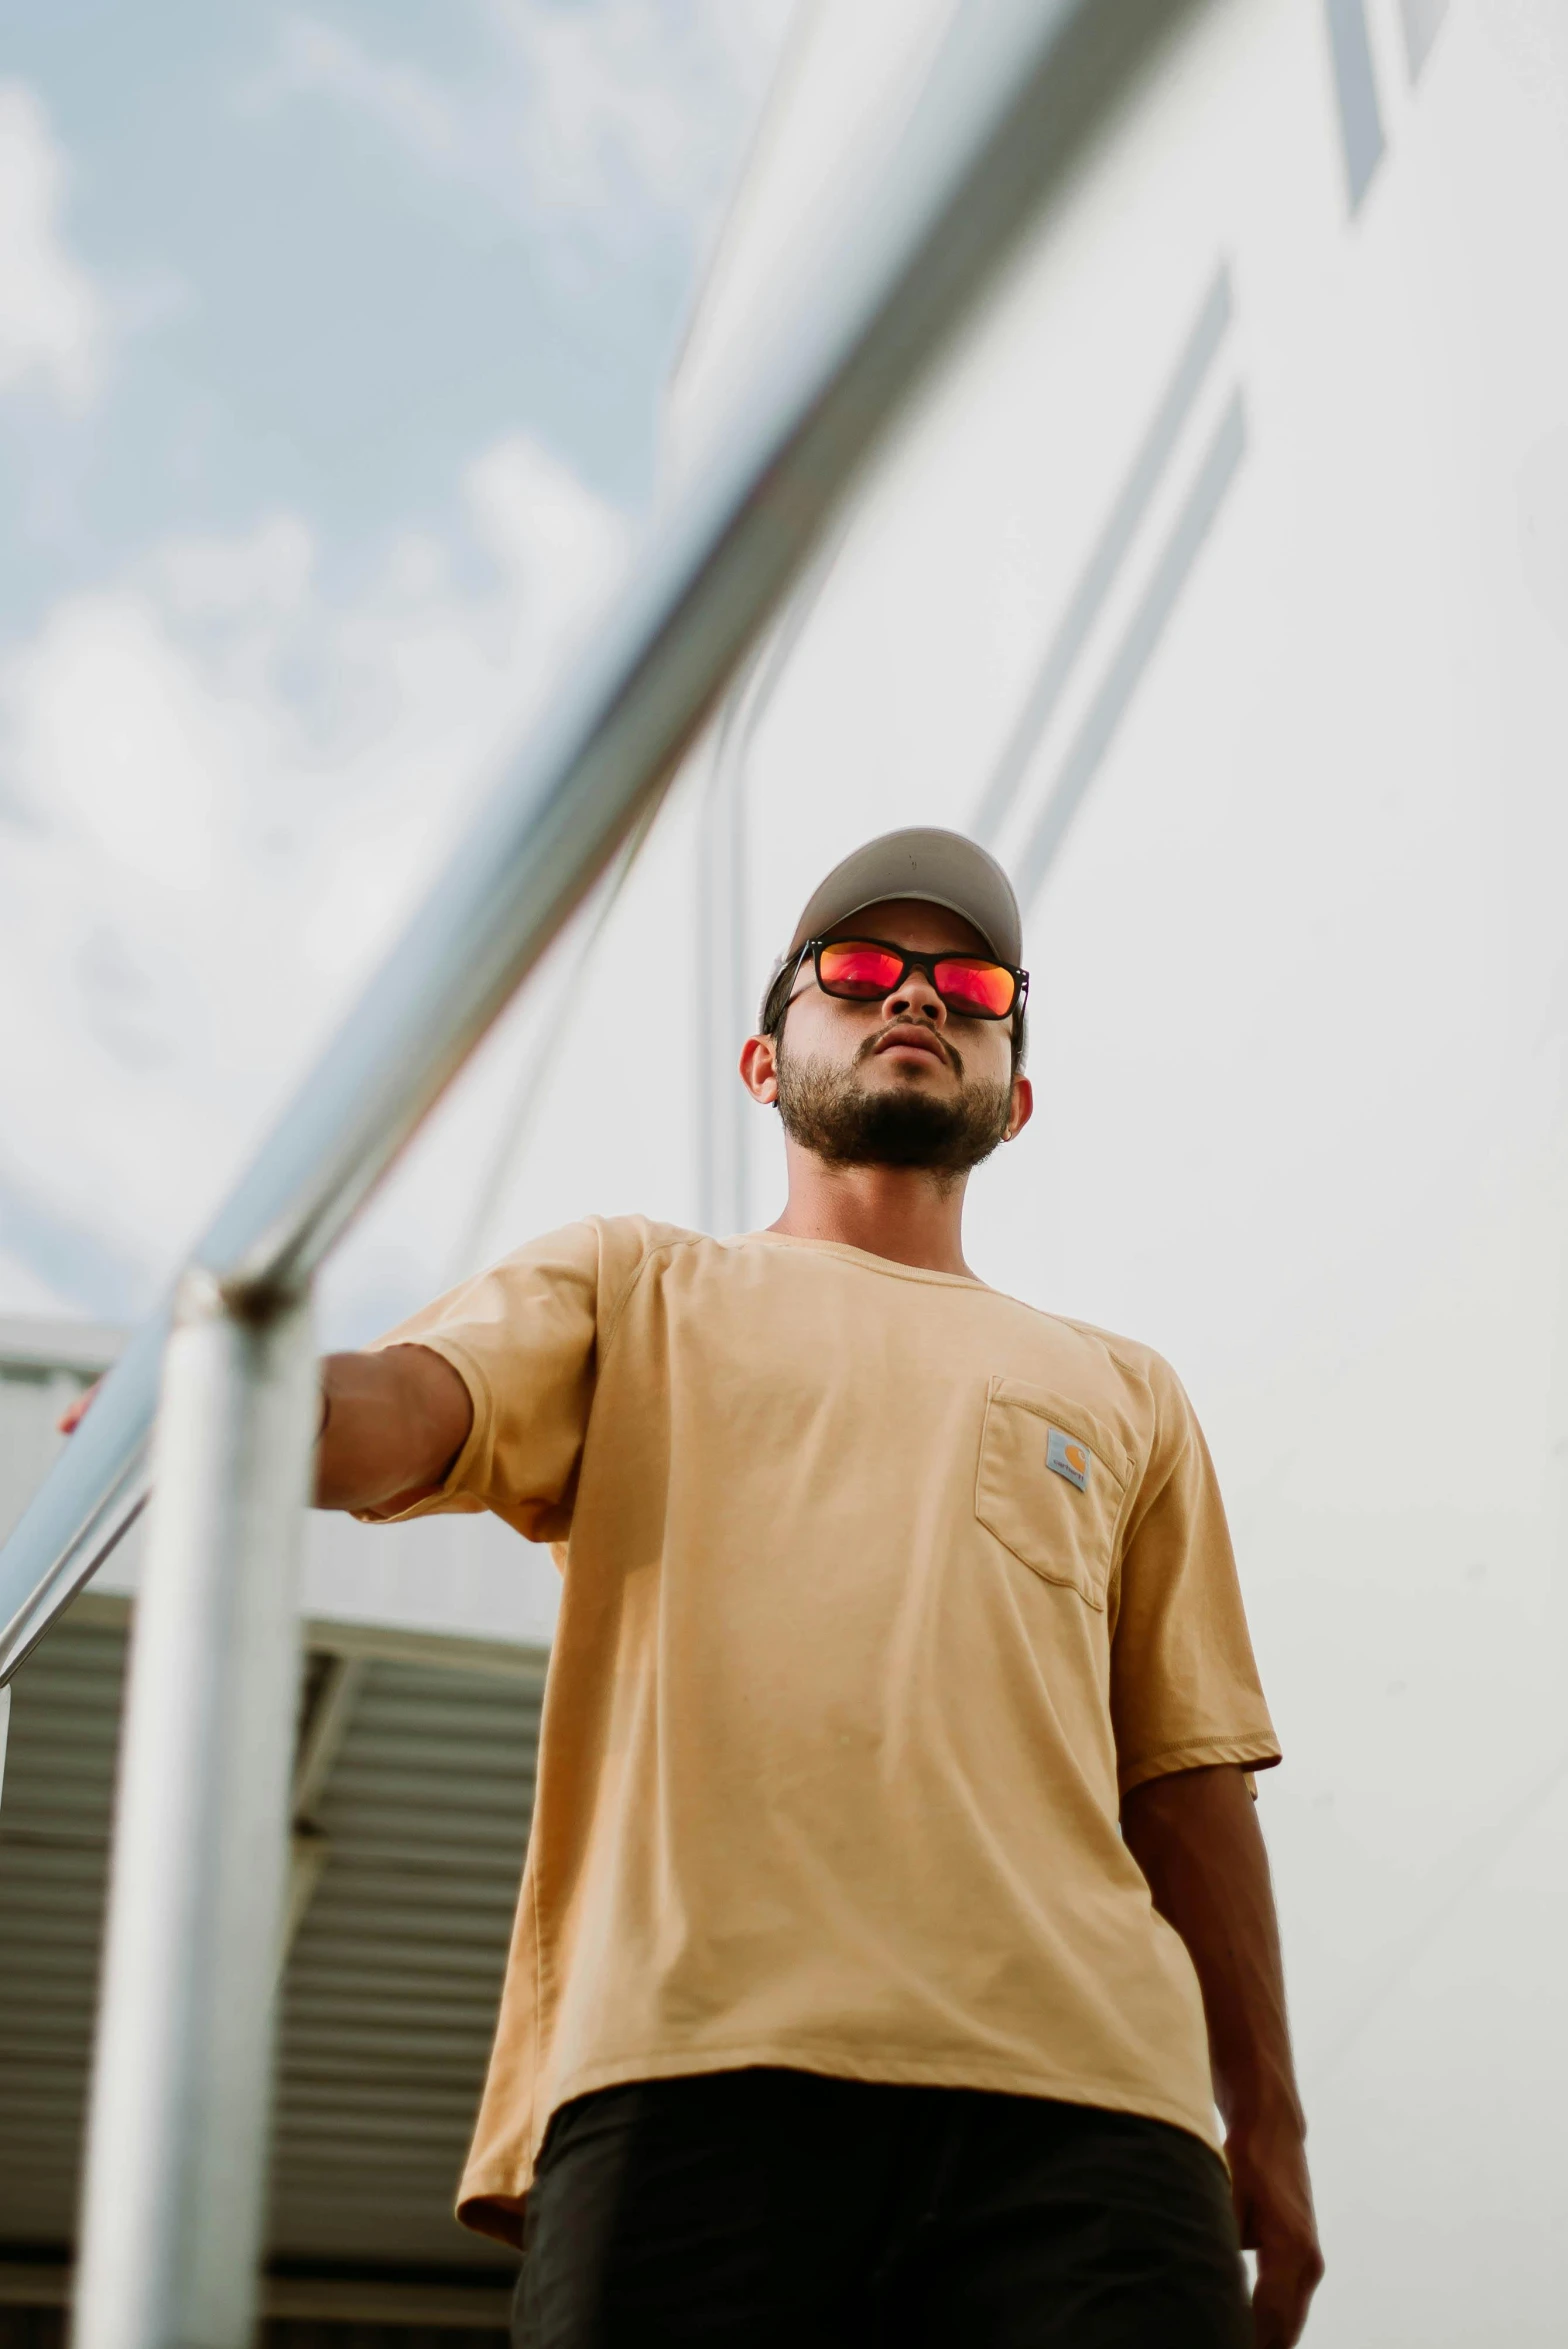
[72, 1276, 318, 2349]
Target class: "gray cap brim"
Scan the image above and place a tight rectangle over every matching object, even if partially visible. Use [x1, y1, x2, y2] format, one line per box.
[787, 826, 1022, 966]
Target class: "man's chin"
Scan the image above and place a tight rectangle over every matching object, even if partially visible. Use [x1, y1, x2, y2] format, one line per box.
[774, 1049, 1011, 1175]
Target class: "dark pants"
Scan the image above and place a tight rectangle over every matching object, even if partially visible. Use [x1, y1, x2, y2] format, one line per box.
[513, 2067, 1250, 2348]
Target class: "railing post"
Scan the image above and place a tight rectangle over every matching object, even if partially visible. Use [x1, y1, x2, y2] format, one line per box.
[73, 1273, 318, 2349]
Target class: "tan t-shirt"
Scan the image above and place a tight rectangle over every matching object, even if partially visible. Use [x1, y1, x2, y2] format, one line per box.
[365, 1218, 1280, 2246]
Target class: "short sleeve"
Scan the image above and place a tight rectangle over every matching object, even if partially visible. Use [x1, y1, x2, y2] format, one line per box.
[356, 1219, 643, 1544]
[1109, 1362, 1282, 1799]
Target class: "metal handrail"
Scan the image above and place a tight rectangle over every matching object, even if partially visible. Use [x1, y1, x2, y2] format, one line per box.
[0, 0, 1203, 1688]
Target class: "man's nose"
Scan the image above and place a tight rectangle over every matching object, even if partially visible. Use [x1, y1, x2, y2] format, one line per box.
[884, 967, 945, 1024]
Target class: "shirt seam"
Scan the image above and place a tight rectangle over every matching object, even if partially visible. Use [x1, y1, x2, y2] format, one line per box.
[1118, 1733, 1283, 1793]
[526, 2040, 1225, 2161]
[1126, 1728, 1279, 1765]
[743, 1232, 991, 1292]
[634, 1225, 1112, 1341]
[596, 1227, 714, 1365]
[454, 2051, 1226, 2238]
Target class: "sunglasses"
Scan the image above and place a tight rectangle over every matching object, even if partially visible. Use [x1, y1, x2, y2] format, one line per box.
[785, 936, 1028, 1022]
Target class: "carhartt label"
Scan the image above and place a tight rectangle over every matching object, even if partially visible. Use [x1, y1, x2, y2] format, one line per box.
[1046, 1427, 1089, 1492]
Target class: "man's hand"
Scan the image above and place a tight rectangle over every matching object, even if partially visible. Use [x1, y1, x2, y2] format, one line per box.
[58, 1381, 100, 1435]
[1227, 2106, 1323, 2349]
[56, 1350, 471, 1518]
[1122, 1764, 1323, 2347]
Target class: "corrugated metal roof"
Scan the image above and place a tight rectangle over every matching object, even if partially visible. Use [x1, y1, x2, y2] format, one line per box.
[272, 1657, 542, 2264]
[0, 1620, 122, 2240]
[0, 1613, 544, 2297]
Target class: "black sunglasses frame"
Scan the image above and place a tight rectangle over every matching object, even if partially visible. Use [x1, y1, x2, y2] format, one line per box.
[774, 935, 1029, 1027]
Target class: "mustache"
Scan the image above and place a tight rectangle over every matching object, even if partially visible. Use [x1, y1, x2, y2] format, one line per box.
[854, 1020, 962, 1076]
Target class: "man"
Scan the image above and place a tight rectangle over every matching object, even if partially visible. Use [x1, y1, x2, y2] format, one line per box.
[314, 827, 1323, 2346]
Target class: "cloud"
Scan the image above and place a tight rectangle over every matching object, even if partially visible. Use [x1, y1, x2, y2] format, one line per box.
[0, 7, 793, 1325]
[0, 80, 105, 409]
[262, 17, 462, 164]
[0, 432, 628, 1315]
[254, 0, 795, 253]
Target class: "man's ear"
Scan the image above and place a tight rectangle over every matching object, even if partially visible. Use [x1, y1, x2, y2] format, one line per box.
[739, 1032, 780, 1106]
[1004, 1074, 1033, 1142]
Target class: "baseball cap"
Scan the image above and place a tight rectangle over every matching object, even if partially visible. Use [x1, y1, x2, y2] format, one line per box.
[760, 827, 1022, 1028]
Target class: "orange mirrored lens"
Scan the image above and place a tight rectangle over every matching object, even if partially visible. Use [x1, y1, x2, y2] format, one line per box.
[818, 942, 906, 997]
[816, 940, 1017, 1017]
[933, 958, 1015, 1017]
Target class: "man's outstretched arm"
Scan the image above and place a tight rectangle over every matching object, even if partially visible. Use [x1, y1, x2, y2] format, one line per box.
[313, 1345, 473, 1514]
[1121, 1764, 1323, 2349]
[61, 1345, 473, 1514]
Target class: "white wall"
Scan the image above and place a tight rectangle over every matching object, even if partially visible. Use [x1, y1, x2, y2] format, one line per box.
[468, 2, 1568, 2339]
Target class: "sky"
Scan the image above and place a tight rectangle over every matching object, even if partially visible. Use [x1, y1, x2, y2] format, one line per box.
[0, 0, 794, 1325]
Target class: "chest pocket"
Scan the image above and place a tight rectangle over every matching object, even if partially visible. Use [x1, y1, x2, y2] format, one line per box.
[975, 1376, 1133, 1611]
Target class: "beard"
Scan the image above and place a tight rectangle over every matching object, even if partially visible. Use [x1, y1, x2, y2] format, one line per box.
[775, 1029, 1013, 1177]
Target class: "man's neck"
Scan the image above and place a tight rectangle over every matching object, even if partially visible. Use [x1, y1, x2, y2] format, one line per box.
[766, 1149, 976, 1278]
